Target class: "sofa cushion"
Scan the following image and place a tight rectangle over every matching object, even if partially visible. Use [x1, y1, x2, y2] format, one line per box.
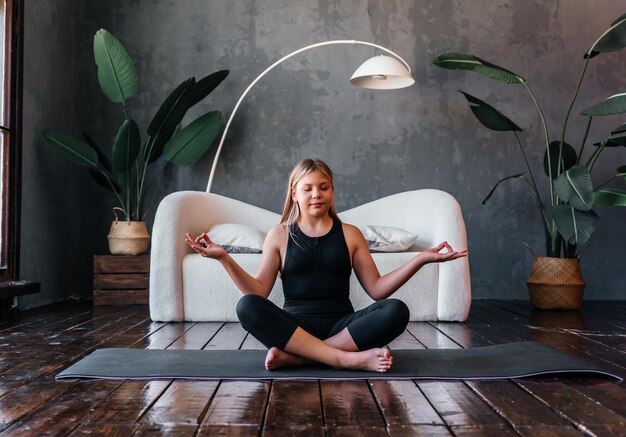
[359, 225, 418, 252]
[208, 223, 265, 253]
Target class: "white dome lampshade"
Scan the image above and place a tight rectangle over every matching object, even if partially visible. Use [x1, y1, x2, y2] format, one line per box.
[350, 55, 415, 90]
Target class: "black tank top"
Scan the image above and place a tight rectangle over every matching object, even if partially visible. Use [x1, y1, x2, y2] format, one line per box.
[281, 219, 354, 316]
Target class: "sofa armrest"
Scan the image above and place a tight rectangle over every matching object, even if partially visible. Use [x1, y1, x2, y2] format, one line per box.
[149, 191, 217, 321]
[428, 192, 471, 321]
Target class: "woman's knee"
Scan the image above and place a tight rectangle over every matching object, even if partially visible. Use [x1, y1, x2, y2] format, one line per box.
[382, 298, 410, 328]
[235, 294, 267, 329]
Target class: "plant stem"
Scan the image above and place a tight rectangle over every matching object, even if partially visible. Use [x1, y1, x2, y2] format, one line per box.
[577, 116, 593, 165]
[522, 82, 553, 204]
[586, 140, 607, 172]
[513, 132, 550, 230]
[559, 56, 591, 170]
[101, 171, 127, 218]
[594, 174, 617, 191]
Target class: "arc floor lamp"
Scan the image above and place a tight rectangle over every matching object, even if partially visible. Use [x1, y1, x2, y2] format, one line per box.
[206, 39, 415, 193]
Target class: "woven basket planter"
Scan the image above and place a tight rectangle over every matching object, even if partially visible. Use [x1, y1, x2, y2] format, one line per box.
[526, 256, 585, 310]
[107, 220, 150, 255]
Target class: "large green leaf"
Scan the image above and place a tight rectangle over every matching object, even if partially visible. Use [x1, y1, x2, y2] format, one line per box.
[89, 168, 121, 193]
[433, 53, 525, 84]
[93, 29, 139, 103]
[551, 205, 599, 246]
[554, 165, 594, 210]
[188, 70, 229, 108]
[42, 130, 98, 168]
[162, 111, 221, 166]
[586, 13, 626, 58]
[112, 119, 140, 174]
[593, 136, 626, 147]
[581, 92, 626, 117]
[145, 78, 196, 163]
[459, 91, 522, 132]
[594, 188, 626, 206]
[82, 132, 113, 172]
[543, 141, 577, 179]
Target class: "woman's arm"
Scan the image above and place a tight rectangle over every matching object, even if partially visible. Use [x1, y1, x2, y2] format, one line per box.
[345, 225, 467, 301]
[185, 225, 284, 298]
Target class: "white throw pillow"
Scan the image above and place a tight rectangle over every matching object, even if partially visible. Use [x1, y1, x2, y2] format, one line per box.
[207, 224, 266, 253]
[359, 225, 418, 252]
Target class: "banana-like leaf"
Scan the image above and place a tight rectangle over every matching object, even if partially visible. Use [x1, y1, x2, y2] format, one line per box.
[543, 141, 577, 179]
[112, 119, 141, 174]
[162, 111, 221, 166]
[42, 130, 98, 168]
[581, 92, 626, 117]
[89, 168, 121, 193]
[83, 132, 113, 172]
[459, 91, 522, 132]
[433, 53, 525, 84]
[482, 173, 524, 204]
[554, 165, 594, 211]
[188, 70, 229, 108]
[586, 13, 626, 58]
[593, 136, 626, 147]
[551, 205, 599, 246]
[93, 29, 139, 103]
[145, 78, 196, 163]
[594, 188, 626, 206]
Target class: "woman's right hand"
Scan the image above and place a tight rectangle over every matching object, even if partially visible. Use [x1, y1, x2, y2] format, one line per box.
[185, 232, 228, 260]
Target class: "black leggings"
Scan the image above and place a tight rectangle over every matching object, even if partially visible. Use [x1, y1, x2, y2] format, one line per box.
[236, 294, 410, 351]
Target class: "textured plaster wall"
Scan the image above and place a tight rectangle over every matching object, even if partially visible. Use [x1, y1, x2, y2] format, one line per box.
[21, 0, 626, 306]
[19, 0, 84, 307]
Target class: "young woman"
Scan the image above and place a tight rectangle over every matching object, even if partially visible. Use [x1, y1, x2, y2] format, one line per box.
[185, 159, 467, 372]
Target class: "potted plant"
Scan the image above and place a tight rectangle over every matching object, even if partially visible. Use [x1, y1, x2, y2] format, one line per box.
[433, 13, 626, 309]
[43, 29, 228, 255]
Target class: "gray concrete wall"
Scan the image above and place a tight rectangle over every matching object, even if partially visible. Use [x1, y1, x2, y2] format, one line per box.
[21, 0, 626, 306]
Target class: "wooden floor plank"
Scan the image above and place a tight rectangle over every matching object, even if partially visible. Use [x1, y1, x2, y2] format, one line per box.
[81, 380, 171, 424]
[132, 423, 198, 436]
[140, 380, 219, 425]
[201, 381, 269, 427]
[321, 381, 386, 427]
[0, 380, 121, 436]
[142, 322, 196, 350]
[417, 381, 512, 428]
[387, 424, 453, 436]
[369, 380, 444, 426]
[262, 381, 323, 435]
[68, 423, 140, 436]
[204, 322, 248, 350]
[167, 322, 222, 350]
[240, 332, 266, 350]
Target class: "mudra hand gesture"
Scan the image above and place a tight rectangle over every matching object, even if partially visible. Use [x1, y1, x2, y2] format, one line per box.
[419, 241, 467, 264]
[185, 232, 227, 260]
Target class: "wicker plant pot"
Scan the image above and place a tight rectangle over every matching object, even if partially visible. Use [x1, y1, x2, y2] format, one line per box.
[526, 256, 585, 310]
[107, 220, 150, 255]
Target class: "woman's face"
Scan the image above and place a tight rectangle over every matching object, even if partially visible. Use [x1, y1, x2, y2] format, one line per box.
[292, 170, 334, 218]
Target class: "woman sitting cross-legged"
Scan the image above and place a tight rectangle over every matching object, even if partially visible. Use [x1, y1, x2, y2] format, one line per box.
[185, 158, 467, 372]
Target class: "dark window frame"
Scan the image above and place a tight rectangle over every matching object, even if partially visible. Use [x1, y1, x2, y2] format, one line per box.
[0, 0, 23, 282]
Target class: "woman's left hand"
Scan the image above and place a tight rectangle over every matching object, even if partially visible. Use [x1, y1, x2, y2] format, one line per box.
[419, 242, 467, 264]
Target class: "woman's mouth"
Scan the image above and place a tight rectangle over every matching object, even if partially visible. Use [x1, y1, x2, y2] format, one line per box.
[311, 202, 323, 208]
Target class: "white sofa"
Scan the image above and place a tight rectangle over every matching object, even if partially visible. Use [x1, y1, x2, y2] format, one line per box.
[149, 189, 471, 322]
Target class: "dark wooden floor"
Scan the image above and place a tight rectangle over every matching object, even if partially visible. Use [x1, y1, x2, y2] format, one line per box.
[0, 300, 624, 436]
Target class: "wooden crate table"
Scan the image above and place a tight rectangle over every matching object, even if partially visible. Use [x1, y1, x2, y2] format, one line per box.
[93, 255, 149, 305]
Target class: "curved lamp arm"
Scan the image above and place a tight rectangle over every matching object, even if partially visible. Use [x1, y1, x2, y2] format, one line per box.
[206, 40, 413, 192]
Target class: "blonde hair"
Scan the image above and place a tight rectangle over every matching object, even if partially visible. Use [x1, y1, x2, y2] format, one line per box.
[280, 158, 340, 225]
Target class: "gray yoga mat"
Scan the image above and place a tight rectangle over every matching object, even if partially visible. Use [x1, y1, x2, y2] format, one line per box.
[56, 341, 622, 381]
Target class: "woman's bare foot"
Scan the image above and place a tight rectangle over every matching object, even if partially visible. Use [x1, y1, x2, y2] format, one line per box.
[340, 347, 393, 372]
[265, 347, 313, 370]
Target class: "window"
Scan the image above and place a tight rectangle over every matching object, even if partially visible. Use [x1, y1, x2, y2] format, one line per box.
[0, 0, 21, 282]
